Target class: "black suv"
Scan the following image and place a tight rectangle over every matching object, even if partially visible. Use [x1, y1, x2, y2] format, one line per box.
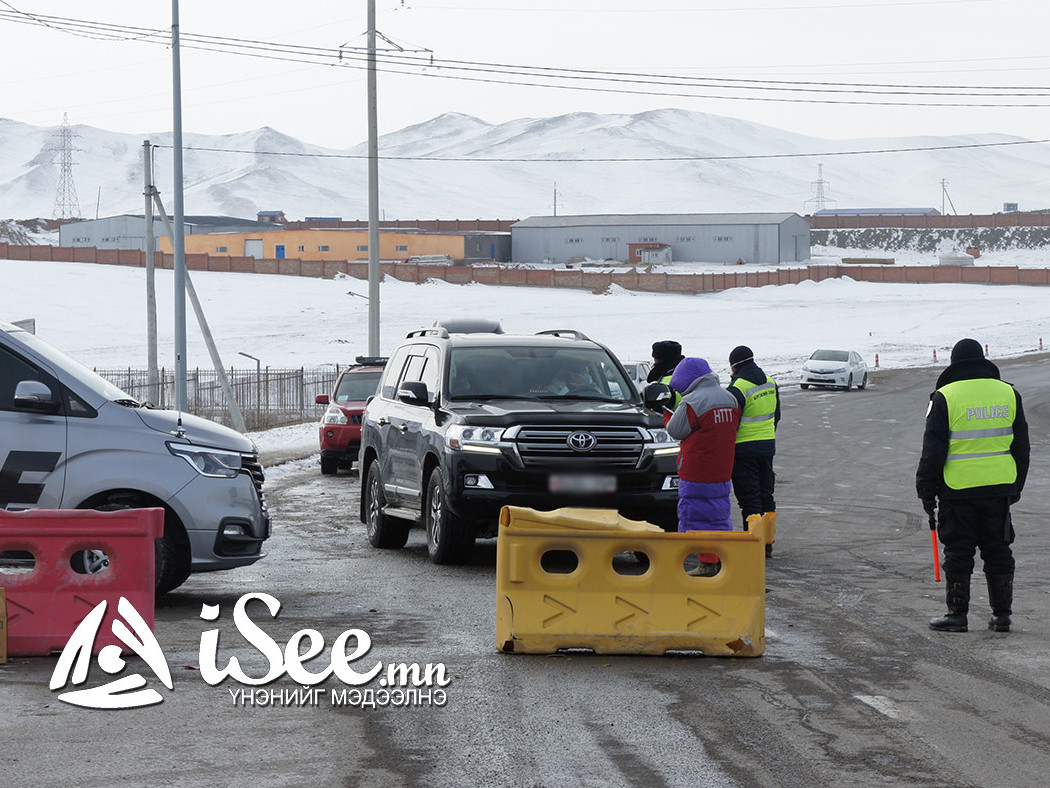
[358, 320, 680, 564]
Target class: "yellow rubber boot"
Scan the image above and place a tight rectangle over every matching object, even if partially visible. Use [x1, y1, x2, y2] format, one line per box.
[762, 512, 776, 557]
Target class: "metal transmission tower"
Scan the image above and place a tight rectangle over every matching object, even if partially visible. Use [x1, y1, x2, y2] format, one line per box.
[52, 113, 82, 220]
[804, 163, 836, 214]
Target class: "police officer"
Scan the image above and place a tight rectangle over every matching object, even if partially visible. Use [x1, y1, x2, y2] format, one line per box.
[916, 338, 1030, 633]
[727, 345, 780, 555]
[648, 340, 685, 408]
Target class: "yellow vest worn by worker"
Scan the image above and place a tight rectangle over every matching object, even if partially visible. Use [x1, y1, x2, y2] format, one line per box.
[732, 375, 777, 444]
[940, 378, 1017, 490]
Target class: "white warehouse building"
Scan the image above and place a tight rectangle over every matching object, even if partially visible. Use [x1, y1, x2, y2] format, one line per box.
[511, 213, 811, 266]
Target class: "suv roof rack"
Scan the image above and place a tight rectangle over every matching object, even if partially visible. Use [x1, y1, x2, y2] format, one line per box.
[434, 318, 504, 335]
[354, 356, 389, 366]
[535, 329, 591, 341]
[406, 327, 449, 339]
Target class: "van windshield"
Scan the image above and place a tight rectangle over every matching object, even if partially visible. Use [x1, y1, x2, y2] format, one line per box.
[9, 328, 136, 404]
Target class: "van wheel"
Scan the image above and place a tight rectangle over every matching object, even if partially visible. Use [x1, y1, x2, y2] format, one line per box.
[364, 463, 409, 548]
[858, 373, 868, 390]
[844, 375, 853, 391]
[425, 468, 475, 565]
[91, 501, 190, 595]
[800, 384, 809, 390]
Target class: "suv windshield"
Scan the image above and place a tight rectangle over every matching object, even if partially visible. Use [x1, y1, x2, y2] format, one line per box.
[335, 370, 382, 402]
[810, 349, 849, 362]
[447, 346, 633, 402]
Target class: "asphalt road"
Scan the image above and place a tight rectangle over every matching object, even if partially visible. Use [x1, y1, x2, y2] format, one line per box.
[3, 354, 1048, 787]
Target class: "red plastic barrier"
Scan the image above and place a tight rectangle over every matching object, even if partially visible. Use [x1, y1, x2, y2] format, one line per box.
[0, 508, 163, 656]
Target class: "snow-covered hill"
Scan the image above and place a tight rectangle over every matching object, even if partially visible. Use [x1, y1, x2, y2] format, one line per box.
[2, 109, 1049, 221]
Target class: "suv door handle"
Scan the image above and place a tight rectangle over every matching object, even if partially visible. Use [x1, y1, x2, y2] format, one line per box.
[397, 423, 409, 433]
[378, 417, 390, 426]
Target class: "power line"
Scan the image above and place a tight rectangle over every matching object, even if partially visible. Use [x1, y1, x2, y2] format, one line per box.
[3, 8, 1050, 109]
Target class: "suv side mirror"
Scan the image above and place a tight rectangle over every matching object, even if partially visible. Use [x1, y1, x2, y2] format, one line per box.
[642, 382, 673, 413]
[397, 380, 429, 405]
[315, 394, 330, 405]
[14, 380, 61, 414]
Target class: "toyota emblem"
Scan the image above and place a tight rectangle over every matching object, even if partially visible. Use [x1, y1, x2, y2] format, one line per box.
[566, 431, 597, 452]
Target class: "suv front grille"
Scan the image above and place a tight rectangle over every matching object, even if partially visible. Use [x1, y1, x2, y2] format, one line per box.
[514, 425, 644, 468]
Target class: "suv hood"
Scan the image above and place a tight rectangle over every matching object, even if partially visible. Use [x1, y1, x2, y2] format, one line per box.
[446, 399, 663, 427]
[134, 407, 256, 452]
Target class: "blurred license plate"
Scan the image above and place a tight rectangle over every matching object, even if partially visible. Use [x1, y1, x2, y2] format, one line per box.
[549, 474, 616, 494]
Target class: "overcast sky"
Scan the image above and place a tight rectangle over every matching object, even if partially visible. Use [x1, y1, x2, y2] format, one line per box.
[0, 1, 1047, 149]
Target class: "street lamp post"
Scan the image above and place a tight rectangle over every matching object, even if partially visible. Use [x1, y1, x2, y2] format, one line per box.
[239, 352, 261, 426]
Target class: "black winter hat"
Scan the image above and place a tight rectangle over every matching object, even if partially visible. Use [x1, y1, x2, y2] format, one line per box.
[950, 338, 984, 363]
[651, 340, 683, 362]
[729, 345, 754, 367]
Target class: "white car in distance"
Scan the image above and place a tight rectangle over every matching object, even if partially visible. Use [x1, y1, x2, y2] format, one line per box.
[800, 349, 869, 391]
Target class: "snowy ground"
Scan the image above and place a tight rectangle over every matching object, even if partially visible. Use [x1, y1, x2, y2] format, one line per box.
[3, 255, 1047, 461]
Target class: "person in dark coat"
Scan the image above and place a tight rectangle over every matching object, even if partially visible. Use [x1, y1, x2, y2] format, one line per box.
[648, 340, 685, 409]
[916, 338, 1030, 633]
[667, 357, 741, 576]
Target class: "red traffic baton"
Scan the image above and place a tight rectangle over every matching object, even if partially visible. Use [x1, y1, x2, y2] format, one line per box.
[929, 513, 941, 583]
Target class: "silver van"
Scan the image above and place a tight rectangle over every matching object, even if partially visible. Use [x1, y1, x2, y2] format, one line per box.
[0, 320, 270, 593]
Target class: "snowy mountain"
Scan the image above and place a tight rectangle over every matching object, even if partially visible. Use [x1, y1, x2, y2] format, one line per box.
[2, 109, 1049, 221]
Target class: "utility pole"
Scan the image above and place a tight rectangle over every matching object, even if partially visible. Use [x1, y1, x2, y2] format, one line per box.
[804, 163, 835, 214]
[553, 181, 558, 216]
[171, 0, 188, 411]
[366, 0, 381, 357]
[941, 179, 957, 216]
[143, 140, 159, 403]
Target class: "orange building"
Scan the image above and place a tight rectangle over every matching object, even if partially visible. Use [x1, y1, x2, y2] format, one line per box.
[159, 228, 479, 262]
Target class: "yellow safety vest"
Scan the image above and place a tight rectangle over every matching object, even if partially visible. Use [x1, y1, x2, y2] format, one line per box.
[732, 375, 777, 443]
[940, 378, 1017, 490]
[659, 373, 682, 409]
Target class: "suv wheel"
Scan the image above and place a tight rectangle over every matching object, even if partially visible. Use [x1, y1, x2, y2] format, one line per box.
[320, 456, 339, 475]
[424, 468, 475, 565]
[364, 463, 409, 548]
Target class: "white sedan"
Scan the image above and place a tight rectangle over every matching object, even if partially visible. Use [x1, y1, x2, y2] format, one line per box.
[800, 349, 869, 391]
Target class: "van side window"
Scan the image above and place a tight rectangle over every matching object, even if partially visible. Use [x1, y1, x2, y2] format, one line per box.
[0, 345, 49, 412]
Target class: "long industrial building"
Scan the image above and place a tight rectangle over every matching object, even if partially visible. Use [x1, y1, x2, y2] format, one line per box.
[511, 213, 810, 265]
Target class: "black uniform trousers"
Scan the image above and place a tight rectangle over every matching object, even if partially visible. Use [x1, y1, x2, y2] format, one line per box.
[732, 455, 775, 523]
[937, 496, 1015, 576]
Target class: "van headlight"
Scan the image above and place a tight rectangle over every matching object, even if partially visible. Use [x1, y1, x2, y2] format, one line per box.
[168, 443, 242, 477]
[644, 427, 680, 457]
[445, 425, 505, 454]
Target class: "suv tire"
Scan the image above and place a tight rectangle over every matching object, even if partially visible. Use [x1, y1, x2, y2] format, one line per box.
[364, 463, 410, 549]
[320, 456, 339, 475]
[424, 468, 475, 565]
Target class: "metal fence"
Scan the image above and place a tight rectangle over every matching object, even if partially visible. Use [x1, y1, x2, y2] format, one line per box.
[94, 366, 342, 431]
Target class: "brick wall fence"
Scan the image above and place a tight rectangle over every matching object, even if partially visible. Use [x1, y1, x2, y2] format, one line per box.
[3, 242, 1049, 291]
[807, 211, 1050, 230]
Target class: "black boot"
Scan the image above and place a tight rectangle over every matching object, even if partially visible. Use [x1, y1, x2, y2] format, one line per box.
[930, 574, 970, 632]
[986, 573, 1013, 632]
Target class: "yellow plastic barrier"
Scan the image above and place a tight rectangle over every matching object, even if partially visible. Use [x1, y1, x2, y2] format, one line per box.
[496, 507, 767, 657]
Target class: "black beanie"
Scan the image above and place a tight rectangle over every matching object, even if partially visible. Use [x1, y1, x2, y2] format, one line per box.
[729, 345, 754, 367]
[652, 340, 682, 362]
[950, 338, 984, 363]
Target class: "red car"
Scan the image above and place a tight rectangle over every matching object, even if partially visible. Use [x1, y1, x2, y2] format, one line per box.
[315, 357, 387, 475]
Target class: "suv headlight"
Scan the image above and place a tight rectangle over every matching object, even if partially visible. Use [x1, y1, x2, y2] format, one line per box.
[322, 405, 349, 425]
[445, 425, 505, 454]
[168, 443, 243, 478]
[644, 427, 680, 456]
